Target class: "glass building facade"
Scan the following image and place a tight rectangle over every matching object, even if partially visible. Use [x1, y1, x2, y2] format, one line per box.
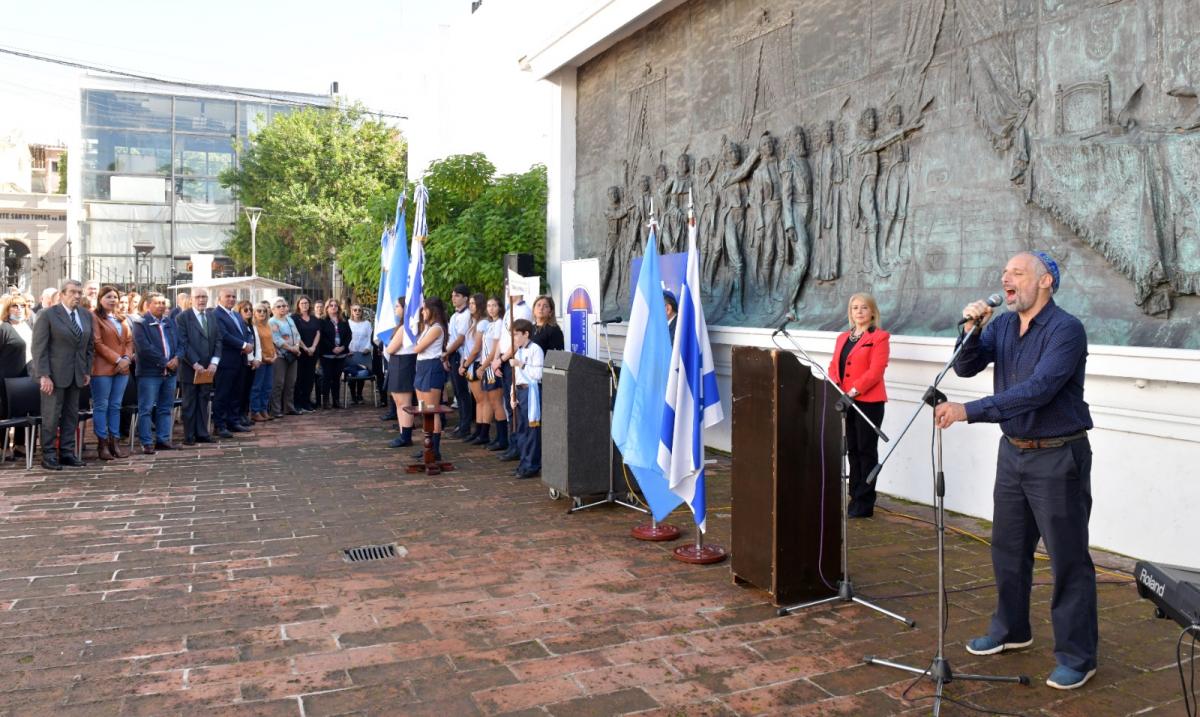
[78, 84, 322, 287]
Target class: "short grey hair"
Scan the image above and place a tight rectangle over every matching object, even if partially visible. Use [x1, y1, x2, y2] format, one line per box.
[61, 279, 82, 292]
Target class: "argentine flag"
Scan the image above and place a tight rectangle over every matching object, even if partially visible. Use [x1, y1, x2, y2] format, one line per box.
[403, 183, 429, 343]
[658, 203, 724, 532]
[611, 219, 684, 520]
[374, 192, 409, 345]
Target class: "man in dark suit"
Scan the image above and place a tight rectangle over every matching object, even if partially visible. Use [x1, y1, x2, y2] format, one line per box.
[663, 291, 678, 344]
[211, 287, 254, 438]
[131, 293, 181, 454]
[30, 279, 93, 470]
[176, 287, 219, 445]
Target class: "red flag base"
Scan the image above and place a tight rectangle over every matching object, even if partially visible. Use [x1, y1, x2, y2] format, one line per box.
[406, 462, 454, 476]
[631, 523, 681, 541]
[672, 543, 727, 564]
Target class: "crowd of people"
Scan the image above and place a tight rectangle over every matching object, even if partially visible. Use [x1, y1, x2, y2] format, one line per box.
[0, 278, 563, 479]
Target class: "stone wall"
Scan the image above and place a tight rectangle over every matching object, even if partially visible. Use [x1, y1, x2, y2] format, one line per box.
[574, 0, 1200, 348]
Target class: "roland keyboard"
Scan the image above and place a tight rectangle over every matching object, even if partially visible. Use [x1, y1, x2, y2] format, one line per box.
[1135, 560, 1200, 628]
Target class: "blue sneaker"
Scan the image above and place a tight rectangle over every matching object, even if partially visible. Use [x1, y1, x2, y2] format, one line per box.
[964, 635, 1033, 656]
[1046, 664, 1096, 690]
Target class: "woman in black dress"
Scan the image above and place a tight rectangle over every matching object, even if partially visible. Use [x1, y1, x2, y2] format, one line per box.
[530, 295, 564, 354]
[317, 299, 352, 408]
[291, 296, 321, 413]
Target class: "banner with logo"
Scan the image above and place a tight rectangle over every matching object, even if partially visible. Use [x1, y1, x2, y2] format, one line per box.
[560, 258, 600, 359]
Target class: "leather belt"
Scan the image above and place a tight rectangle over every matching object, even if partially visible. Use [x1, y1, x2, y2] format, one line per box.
[1006, 431, 1087, 450]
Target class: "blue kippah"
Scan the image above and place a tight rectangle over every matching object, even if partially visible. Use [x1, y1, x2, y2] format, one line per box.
[1032, 251, 1060, 292]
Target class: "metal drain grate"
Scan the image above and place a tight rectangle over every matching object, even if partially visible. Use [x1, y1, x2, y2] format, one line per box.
[342, 544, 401, 563]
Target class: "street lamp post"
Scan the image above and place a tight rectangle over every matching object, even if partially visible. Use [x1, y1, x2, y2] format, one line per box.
[244, 206, 263, 278]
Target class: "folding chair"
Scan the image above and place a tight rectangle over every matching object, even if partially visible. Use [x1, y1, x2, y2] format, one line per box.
[2, 377, 42, 470]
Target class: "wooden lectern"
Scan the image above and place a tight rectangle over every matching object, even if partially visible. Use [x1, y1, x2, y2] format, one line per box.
[730, 346, 840, 605]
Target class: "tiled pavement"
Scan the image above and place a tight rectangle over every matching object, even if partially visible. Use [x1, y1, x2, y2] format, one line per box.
[0, 407, 1191, 716]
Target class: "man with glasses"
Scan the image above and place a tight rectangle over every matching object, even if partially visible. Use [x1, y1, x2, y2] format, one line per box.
[176, 287, 219, 445]
[30, 279, 93, 470]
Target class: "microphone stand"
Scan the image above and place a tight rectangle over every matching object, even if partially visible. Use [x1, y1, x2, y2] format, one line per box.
[771, 328, 913, 628]
[862, 326, 1029, 716]
[568, 320, 648, 516]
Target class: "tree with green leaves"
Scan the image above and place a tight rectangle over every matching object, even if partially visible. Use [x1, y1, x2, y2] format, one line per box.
[220, 104, 406, 278]
[339, 154, 546, 306]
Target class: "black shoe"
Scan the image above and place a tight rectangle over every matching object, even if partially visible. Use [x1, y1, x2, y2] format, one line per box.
[229, 424, 251, 433]
[40, 458, 62, 471]
[389, 436, 413, 448]
[183, 440, 196, 446]
[486, 442, 507, 452]
[155, 442, 177, 451]
[286, 410, 302, 416]
[516, 469, 539, 479]
[61, 455, 87, 468]
[196, 436, 215, 443]
[500, 452, 520, 462]
[216, 429, 234, 439]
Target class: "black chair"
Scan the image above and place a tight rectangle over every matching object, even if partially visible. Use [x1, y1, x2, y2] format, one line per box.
[76, 384, 93, 459]
[2, 377, 42, 469]
[341, 353, 381, 407]
[120, 375, 139, 449]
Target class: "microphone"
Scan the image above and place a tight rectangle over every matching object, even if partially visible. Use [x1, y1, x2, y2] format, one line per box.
[594, 316, 623, 326]
[772, 313, 796, 336]
[956, 294, 1003, 327]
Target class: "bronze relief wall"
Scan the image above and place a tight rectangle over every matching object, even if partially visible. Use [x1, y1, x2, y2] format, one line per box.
[574, 0, 1200, 348]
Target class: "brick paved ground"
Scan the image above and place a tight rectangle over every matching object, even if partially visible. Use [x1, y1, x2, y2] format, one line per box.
[0, 407, 1191, 716]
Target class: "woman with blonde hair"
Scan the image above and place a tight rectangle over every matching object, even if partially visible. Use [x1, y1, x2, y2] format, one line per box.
[826, 292, 890, 518]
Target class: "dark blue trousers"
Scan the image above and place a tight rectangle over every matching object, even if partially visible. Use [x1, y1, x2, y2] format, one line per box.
[514, 385, 541, 474]
[988, 436, 1097, 672]
[213, 363, 243, 430]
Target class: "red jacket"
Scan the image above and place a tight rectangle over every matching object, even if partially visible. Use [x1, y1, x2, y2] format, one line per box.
[827, 328, 890, 403]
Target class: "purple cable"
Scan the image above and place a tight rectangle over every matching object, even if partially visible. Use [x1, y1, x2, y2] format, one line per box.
[816, 381, 835, 591]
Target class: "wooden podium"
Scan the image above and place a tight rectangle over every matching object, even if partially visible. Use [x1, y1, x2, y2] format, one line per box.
[730, 346, 840, 605]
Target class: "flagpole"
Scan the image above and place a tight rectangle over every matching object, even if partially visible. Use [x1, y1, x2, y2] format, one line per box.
[631, 201, 680, 540]
[672, 463, 726, 565]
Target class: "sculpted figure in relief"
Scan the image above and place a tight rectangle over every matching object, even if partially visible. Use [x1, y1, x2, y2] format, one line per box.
[601, 185, 632, 307]
[715, 137, 748, 314]
[781, 125, 813, 304]
[811, 121, 845, 281]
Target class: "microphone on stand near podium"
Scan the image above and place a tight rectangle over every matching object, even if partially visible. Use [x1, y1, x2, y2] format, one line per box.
[767, 321, 910, 626]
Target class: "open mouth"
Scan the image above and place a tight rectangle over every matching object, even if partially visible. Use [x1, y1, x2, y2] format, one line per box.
[1004, 288, 1017, 301]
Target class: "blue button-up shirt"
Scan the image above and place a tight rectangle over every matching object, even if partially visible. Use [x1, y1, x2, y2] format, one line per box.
[953, 299, 1092, 439]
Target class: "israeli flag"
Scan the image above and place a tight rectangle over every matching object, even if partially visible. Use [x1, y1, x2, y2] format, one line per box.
[611, 218, 684, 521]
[374, 192, 409, 344]
[403, 184, 429, 343]
[658, 203, 724, 532]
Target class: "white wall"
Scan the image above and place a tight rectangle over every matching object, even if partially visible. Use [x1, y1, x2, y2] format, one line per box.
[597, 324, 1200, 566]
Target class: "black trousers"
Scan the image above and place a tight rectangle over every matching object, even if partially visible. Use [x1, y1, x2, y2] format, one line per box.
[180, 381, 213, 441]
[844, 400, 884, 515]
[319, 356, 345, 405]
[294, 355, 318, 410]
[40, 383, 81, 458]
[447, 354, 472, 430]
[988, 436, 1097, 672]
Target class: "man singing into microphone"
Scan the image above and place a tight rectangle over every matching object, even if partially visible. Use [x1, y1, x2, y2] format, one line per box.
[933, 251, 1096, 690]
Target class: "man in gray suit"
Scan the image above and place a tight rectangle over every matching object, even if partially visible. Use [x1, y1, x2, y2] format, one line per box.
[31, 279, 94, 470]
[176, 287, 220, 445]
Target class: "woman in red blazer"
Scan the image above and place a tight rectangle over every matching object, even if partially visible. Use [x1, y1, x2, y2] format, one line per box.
[827, 292, 890, 518]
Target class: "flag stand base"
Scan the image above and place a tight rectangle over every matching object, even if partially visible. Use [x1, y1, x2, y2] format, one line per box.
[672, 529, 726, 564]
[632, 520, 680, 541]
[673, 544, 726, 564]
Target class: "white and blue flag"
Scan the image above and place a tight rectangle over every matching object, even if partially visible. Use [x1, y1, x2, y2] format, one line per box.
[403, 183, 429, 343]
[374, 191, 409, 344]
[658, 202, 724, 532]
[611, 218, 684, 521]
